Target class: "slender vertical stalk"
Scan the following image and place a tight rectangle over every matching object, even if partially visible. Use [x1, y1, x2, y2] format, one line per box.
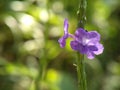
[77, 0, 86, 28]
[76, 0, 87, 90]
[76, 53, 87, 90]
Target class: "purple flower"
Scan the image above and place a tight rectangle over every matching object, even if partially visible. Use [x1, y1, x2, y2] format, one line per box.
[58, 19, 104, 59]
[58, 19, 69, 48]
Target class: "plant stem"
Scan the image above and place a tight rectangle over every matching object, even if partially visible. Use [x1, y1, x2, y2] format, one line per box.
[77, 0, 86, 28]
[76, 0, 87, 90]
[76, 53, 87, 90]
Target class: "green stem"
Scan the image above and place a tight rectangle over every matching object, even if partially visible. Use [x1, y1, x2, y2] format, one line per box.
[76, 53, 87, 90]
[77, 0, 86, 28]
[76, 0, 87, 90]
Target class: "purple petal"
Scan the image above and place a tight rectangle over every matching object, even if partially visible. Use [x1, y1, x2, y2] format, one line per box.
[75, 28, 87, 43]
[88, 45, 98, 51]
[75, 28, 87, 36]
[70, 40, 79, 51]
[88, 31, 100, 39]
[64, 19, 69, 36]
[58, 19, 69, 48]
[70, 40, 88, 54]
[93, 43, 104, 55]
[87, 31, 100, 44]
[58, 37, 66, 48]
[86, 51, 95, 59]
[79, 45, 88, 54]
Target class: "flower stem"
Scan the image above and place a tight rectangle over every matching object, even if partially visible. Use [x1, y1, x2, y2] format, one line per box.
[76, 53, 87, 90]
[77, 0, 86, 28]
[76, 0, 87, 90]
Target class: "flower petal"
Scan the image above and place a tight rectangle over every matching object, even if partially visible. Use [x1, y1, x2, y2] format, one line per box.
[75, 28, 87, 36]
[75, 28, 87, 43]
[87, 31, 100, 44]
[86, 51, 95, 59]
[93, 43, 104, 55]
[70, 40, 88, 54]
[58, 19, 69, 48]
[88, 31, 100, 39]
[58, 37, 66, 48]
[79, 45, 88, 54]
[88, 45, 98, 51]
[70, 40, 79, 51]
[64, 19, 69, 36]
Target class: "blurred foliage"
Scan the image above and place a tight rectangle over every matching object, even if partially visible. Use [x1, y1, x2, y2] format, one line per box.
[0, 0, 120, 90]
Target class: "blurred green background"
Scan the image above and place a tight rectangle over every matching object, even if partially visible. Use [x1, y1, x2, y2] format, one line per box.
[0, 0, 120, 90]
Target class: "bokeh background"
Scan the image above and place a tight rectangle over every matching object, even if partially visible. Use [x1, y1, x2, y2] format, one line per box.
[0, 0, 120, 90]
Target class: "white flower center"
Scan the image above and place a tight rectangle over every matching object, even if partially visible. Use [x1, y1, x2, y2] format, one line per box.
[82, 37, 90, 45]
